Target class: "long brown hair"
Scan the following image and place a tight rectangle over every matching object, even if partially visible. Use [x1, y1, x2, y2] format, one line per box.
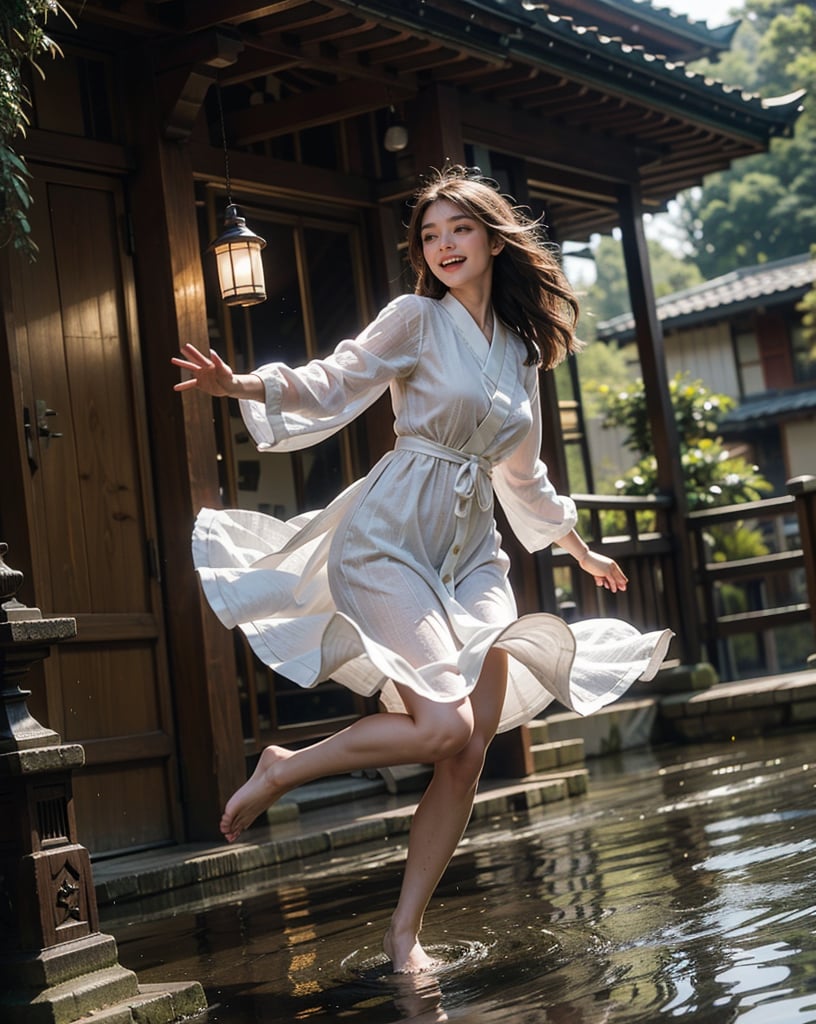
[407, 166, 580, 368]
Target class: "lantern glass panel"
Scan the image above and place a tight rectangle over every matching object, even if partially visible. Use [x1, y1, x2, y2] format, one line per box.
[215, 240, 266, 305]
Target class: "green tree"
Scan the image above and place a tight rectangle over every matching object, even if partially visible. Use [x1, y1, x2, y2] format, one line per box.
[599, 373, 773, 510]
[797, 243, 816, 348]
[0, 1, 71, 257]
[673, 1, 816, 278]
[572, 339, 634, 419]
[579, 234, 704, 339]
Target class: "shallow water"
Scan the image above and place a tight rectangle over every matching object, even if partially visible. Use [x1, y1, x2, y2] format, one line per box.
[107, 732, 816, 1023]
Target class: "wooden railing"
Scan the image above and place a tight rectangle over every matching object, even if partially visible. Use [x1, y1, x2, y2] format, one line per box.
[537, 476, 816, 682]
[686, 493, 810, 677]
[538, 492, 682, 655]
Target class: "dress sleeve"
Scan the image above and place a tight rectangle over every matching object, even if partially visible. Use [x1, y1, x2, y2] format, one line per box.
[239, 295, 422, 452]
[491, 372, 577, 552]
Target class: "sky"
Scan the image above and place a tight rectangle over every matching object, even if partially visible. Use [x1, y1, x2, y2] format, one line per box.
[562, 0, 748, 279]
[653, 0, 742, 28]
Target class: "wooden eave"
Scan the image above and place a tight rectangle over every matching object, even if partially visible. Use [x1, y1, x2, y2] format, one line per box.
[60, 0, 804, 238]
[539, 0, 740, 61]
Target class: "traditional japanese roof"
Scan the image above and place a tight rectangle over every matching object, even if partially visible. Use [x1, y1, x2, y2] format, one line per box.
[597, 253, 816, 342]
[62, 0, 804, 238]
[720, 387, 816, 431]
[540, 0, 740, 60]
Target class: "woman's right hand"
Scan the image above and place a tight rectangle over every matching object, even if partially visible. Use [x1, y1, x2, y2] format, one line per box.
[172, 344, 236, 396]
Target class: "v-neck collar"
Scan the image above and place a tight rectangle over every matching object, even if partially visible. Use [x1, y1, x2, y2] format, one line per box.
[440, 291, 494, 365]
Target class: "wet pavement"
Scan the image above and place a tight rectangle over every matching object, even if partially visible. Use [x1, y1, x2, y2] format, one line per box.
[104, 731, 816, 1023]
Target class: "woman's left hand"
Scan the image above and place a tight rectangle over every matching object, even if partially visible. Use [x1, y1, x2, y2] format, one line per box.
[578, 551, 628, 593]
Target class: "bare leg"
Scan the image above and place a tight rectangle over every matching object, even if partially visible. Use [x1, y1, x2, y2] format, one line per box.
[221, 694, 474, 841]
[384, 648, 508, 973]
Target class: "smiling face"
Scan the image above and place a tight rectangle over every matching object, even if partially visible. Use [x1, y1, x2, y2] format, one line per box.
[420, 198, 503, 295]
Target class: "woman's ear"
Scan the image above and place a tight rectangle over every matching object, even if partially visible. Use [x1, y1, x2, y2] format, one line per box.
[490, 236, 505, 256]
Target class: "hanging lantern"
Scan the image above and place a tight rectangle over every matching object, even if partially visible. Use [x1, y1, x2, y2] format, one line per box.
[209, 84, 267, 306]
[383, 105, 409, 153]
[208, 203, 267, 306]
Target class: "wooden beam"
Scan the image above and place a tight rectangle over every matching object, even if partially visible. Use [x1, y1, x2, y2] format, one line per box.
[410, 82, 465, 172]
[156, 27, 245, 72]
[20, 129, 132, 173]
[189, 141, 377, 206]
[459, 92, 661, 184]
[218, 46, 301, 86]
[158, 64, 218, 141]
[235, 31, 419, 88]
[155, 29, 245, 140]
[226, 77, 413, 144]
[183, 0, 299, 32]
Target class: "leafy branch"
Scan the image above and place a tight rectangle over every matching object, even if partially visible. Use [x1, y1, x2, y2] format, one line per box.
[0, 1, 73, 258]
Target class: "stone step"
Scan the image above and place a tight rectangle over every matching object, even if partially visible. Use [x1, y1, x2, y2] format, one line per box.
[535, 697, 659, 758]
[22, 982, 208, 1024]
[267, 764, 433, 823]
[6, 964, 140, 1024]
[0, 933, 121, 991]
[93, 772, 587, 914]
[530, 737, 586, 773]
[658, 671, 816, 741]
[527, 719, 550, 745]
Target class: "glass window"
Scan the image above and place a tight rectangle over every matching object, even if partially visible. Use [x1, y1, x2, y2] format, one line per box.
[792, 323, 816, 384]
[734, 329, 764, 397]
[204, 191, 371, 743]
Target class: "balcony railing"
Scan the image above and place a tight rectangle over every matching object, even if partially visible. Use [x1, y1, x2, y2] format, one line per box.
[537, 476, 816, 682]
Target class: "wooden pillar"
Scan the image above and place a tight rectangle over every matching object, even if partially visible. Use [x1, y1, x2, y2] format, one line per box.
[617, 183, 701, 665]
[788, 475, 816, 650]
[123, 50, 245, 838]
[411, 83, 465, 172]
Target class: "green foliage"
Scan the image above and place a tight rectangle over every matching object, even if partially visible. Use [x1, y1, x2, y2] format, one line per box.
[574, 339, 635, 419]
[598, 373, 774, 511]
[599, 373, 736, 456]
[579, 234, 704, 338]
[674, 1, 816, 279]
[797, 244, 816, 350]
[617, 440, 773, 510]
[707, 522, 770, 562]
[0, 1, 72, 258]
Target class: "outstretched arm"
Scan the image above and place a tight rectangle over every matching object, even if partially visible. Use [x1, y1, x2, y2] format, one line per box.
[558, 529, 628, 593]
[172, 343, 265, 400]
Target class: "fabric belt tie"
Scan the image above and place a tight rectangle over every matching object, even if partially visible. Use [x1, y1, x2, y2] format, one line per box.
[394, 435, 494, 594]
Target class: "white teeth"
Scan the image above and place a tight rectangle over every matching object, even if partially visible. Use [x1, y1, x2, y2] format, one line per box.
[441, 257, 464, 267]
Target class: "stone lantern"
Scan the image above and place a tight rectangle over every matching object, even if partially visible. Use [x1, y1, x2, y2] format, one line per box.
[0, 543, 205, 1023]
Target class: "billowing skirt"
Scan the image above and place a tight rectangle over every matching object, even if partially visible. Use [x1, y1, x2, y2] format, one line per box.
[192, 488, 673, 734]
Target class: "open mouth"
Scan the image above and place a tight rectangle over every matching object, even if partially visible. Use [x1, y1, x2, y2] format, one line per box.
[440, 256, 465, 268]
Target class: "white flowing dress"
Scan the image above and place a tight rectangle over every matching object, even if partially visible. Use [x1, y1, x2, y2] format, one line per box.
[193, 292, 672, 733]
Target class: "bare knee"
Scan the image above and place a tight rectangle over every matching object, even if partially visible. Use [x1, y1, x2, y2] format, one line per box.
[417, 708, 473, 762]
[435, 734, 489, 791]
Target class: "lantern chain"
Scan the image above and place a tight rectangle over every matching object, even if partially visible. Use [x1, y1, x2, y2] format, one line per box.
[216, 84, 232, 206]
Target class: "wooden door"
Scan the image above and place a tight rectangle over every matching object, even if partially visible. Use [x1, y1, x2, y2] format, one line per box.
[8, 166, 180, 855]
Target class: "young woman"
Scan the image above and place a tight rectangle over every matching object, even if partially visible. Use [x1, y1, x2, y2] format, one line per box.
[173, 166, 672, 974]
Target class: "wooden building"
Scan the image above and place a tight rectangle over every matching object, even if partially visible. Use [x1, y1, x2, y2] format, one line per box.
[598, 253, 816, 492]
[0, 0, 802, 855]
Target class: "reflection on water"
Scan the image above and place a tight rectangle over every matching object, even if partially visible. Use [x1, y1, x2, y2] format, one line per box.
[108, 733, 816, 1023]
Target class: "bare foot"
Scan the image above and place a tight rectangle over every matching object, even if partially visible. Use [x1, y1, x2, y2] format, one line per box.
[220, 745, 292, 842]
[384, 925, 438, 974]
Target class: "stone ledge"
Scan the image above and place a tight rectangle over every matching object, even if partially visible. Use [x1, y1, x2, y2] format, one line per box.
[94, 773, 583, 910]
[656, 671, 816, 741]
[540, 699, 658, 757]
[0, 744, 85, 776]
